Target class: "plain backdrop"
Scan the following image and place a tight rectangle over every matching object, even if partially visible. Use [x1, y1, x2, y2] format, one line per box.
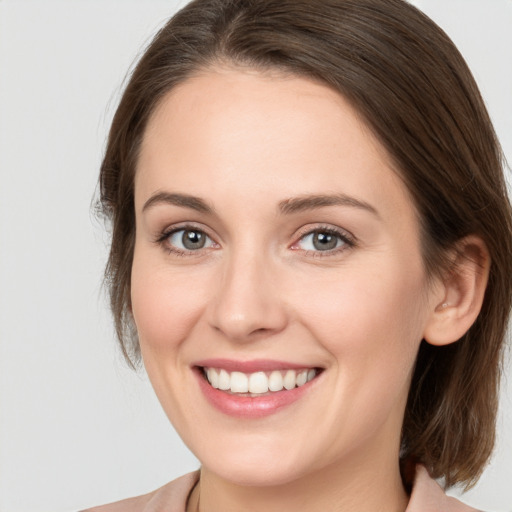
[0, 1, 511, 511]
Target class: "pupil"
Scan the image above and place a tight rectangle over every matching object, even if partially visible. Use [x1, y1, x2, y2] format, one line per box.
[313, 232, 337, 251]
[183, 230, 205, 250]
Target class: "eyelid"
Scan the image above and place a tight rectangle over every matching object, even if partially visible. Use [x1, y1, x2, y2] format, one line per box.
[153, 222, 356, 257]
[154, 222, 220, 255]
[290, 224, 356, 254]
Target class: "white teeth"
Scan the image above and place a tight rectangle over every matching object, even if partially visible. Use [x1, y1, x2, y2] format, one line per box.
[218, 369, 230, 391]
[207, 368, 219, 389]
[230, 371, 249, 393]
[283, 369, 296, 390]
[248, 372, 269, 393]
[296, 369, 307, 387]
[204, 367, 318, 394]
[268, 370, 284, 392]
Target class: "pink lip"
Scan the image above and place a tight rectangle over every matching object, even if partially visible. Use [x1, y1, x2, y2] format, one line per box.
[193, 361, 321, 419]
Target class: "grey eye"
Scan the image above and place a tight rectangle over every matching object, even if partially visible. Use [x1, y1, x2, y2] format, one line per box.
[168, 229, 214, 251]
[297, 231, 345, 252]
[312, 232, 338, 251]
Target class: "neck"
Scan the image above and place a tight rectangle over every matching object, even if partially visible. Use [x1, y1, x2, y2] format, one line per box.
[192, 453, 408, 512]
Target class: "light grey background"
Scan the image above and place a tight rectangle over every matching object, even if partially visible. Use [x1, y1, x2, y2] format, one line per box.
[0, 1, 510, 511]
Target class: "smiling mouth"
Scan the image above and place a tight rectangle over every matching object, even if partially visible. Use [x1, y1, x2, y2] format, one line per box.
[200, 367, 320, 396]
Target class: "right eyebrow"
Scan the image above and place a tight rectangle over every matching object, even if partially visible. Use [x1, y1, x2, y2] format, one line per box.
[141, 192, 214, 214]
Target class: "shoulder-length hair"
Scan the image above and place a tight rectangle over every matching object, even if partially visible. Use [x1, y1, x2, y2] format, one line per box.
[99, 0, 512, 488]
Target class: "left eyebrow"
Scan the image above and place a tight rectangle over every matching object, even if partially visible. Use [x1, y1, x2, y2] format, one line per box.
[278, 193, 380, 218]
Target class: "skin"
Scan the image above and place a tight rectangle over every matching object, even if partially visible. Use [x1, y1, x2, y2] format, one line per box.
[131, 67, 461, 512]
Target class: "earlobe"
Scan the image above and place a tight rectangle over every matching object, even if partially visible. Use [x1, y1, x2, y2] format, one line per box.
[423, 235, 490, 346]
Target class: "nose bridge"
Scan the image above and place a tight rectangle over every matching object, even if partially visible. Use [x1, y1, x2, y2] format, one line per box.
[208, 241, 287, 341]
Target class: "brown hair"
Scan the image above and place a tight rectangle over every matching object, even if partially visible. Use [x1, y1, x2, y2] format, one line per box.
[99, 0, 512, 489]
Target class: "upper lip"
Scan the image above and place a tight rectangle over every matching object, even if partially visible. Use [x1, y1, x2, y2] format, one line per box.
[193, 358, 320, 373]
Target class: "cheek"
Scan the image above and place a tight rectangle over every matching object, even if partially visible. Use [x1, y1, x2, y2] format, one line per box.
[130, 254, 209, 354]
[294, 259, 428, 386]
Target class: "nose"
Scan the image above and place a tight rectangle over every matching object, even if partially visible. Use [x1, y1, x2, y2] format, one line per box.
[207, 250, 288, 342]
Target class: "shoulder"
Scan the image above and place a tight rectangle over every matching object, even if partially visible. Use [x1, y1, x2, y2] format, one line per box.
[81, 471, 199, 512]
[407, 465, 483, 512]
[81, 467, 484, 512]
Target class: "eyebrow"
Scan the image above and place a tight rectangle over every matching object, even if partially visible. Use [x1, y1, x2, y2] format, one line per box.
[278, 193, 379, 217]
[142, 192, 213, 214]
[141, 191, 379, 218]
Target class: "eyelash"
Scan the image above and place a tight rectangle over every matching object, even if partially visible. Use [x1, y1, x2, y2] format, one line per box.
[154, 224, 356, 258]
[154, 224, 218, 257]
[291, 225, 356, 257]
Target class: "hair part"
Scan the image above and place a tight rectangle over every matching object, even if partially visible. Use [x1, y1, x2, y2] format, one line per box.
[99, 0, 512, 488]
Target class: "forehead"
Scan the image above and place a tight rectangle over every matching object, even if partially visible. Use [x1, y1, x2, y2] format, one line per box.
[142, 66, 378, 163]
[136, 67, 415, 224]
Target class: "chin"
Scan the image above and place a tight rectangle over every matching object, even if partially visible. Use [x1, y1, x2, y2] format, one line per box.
[204, 456, 309, 487]
[189, 433, 314, 487]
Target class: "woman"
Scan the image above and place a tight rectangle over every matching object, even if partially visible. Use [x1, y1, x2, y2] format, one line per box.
[86, 0, 512, 510]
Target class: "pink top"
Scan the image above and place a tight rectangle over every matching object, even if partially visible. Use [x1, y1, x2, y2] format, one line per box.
[82, 466, 481, 512]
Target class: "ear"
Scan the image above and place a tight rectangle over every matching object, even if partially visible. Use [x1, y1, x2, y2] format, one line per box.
[423, 235, 490, 346]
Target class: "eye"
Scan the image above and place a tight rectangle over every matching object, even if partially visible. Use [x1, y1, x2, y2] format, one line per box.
[292, 228, 354, 253]
[165, 228, 217, 252]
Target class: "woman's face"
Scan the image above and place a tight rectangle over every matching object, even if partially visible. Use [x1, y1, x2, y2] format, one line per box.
[132, 67, 440, 486]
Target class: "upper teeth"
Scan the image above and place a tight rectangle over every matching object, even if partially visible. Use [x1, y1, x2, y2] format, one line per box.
[205, 368, 317, 394]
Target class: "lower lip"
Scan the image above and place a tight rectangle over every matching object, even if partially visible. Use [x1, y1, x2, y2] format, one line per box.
[195, 369, 319, 419]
